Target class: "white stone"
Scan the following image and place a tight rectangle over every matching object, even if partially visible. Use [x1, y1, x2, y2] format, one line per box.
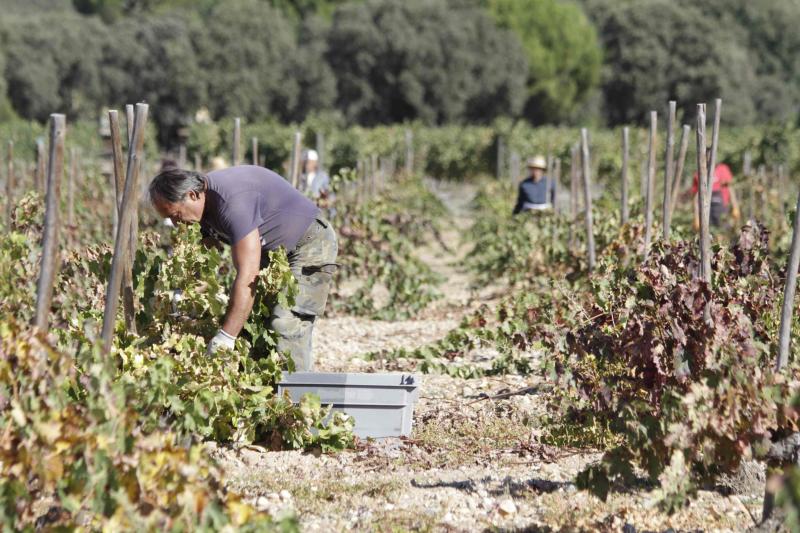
[498, 499, 517, 516]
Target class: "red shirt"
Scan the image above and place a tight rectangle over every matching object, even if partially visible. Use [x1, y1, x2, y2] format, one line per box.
[692, 163, 733, 206]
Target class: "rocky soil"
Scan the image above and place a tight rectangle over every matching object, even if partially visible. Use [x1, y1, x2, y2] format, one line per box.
[217, 182, 767, 532]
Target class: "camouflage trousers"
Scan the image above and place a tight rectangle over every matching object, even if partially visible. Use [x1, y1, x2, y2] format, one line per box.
[268, 219, 337, 371]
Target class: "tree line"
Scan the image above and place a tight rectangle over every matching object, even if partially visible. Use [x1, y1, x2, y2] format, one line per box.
[0, 0, 797, 145]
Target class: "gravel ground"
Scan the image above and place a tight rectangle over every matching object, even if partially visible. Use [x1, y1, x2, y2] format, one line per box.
[219, 182, 767, 532]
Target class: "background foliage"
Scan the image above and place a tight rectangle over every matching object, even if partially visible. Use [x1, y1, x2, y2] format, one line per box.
[1, 0, 797, 145]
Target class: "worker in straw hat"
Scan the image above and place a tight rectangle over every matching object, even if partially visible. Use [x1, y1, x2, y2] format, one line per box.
[512, 155, 555, 215]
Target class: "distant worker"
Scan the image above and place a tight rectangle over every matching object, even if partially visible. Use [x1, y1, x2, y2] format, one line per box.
[148, 165, 338, 371]
[512, 156, 555, 215]
[691, 159, 741, 230]
[301, 149, 335, 218]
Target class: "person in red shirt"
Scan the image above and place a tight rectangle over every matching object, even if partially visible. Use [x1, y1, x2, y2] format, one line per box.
[691, 161, 741, 229]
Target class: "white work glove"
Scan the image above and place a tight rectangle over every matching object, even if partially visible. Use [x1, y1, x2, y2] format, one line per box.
[207, 329, 236, 355]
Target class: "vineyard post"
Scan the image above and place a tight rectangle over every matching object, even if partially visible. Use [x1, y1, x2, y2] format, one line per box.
[109, 110, 136, 334]
[124, 104, 139, 280]
[355, 159, 363, 205]
[371, 154, 379, 197]
[643, 111, 657, 258]
[405, 129, 414, 175]
[704, 99, 722, 225]
[496, 136, 505, 180]
[361, 159, 366, 204]
[232, 118, 241, 166]
[125, 105, 134, 143]
[194, 153, 202, 172]
[743, 151, 754, 222]
[33, 114, 66, 331]
[662, 101, 676, 239]
[669, 125, 691, 219]
[109, 111, 125, 216]
[777, 190, 800, 370]
[252, 137, 259, 166]
[101, 103, 148, 353]
[178, 144, 187, 168]
[36, 139, 46, 194]
[580, 129, 596, 271]
[316, 132, 324, 171]
[6, 140, 13, 226]
[510, 150, 521, 185]
[290, 131, 302, 189]
[696, 104, 711, 285]
[569, 144, 578, 251]
[621, 127, 629, 225]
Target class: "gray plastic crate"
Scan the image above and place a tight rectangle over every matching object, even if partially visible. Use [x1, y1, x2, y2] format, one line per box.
[277, 372, 421, 439]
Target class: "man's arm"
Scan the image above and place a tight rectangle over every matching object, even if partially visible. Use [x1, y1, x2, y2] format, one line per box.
[221, 228, 261, 337]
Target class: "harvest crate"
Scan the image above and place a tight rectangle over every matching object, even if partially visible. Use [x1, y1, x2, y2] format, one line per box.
[277, 372, 421, 439]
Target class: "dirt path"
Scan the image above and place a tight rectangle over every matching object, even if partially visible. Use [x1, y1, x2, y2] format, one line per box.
[217, 181, 762, 532]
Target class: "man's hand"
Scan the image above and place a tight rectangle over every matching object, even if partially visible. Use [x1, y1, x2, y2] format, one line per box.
[207, 329, 236, 355]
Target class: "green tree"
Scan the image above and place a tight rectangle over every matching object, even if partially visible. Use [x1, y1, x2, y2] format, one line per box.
[326, 0, 527, 125]
[102, 13, 207, 144]
[195, 0, 334, 123]
[484, 0, 601, 124]
[0, 13, 107, 121]
[693, 0, 800, 123]
[595, 0, 756, 126]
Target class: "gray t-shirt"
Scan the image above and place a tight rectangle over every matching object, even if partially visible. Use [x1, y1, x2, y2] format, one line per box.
[200, 165, 320, 251]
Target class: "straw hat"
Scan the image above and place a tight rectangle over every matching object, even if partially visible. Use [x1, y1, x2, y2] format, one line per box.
[526, 155, 547, 170]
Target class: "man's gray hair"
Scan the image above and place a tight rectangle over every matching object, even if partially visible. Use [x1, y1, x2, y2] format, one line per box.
[149, 168, 206, 203]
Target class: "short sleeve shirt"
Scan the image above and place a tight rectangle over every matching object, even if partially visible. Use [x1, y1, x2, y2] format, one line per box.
[201, 165, 320, 250]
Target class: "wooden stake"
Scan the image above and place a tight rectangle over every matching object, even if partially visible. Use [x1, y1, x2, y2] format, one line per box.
[496, 136, 505, 180]
[252, 137, 259, 166]
[178, 144, 187, 168]
[290, 131, 302, 189]
[644, 111, 657, 258]
[125, 104, 134, 144]
[194, 153, 202, 172]
[569, 144, 578, 251]
[101, 103, 148, 352]
[663, 101, 676, 239]
[669, 125, 691, 219]
[621, 127, 630, 225]
[580, 129, 596, 271]
[704, 99, 722, 224]
[232, 118, 241, 166]
[6, 140, 13, 226]
[109, 111, 125, 217]
[696, 104, 711, 285]
[777, 190, 800, 370]
[316, 132, 324, 171]
[510, 151, 521, 185]
[33, 114, 66, 331]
